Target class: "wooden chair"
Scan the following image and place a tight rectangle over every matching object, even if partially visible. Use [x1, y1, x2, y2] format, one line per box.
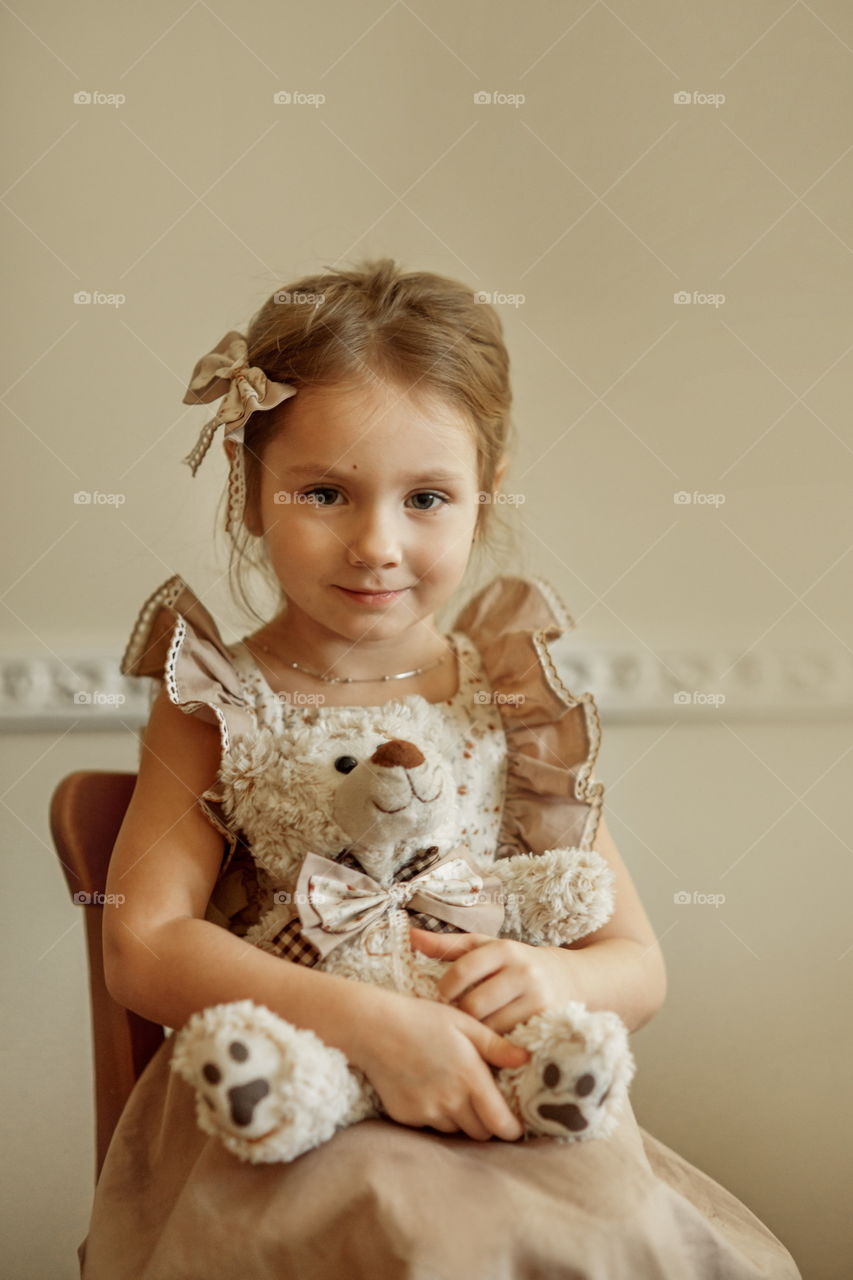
[49, 770, 166, 1182]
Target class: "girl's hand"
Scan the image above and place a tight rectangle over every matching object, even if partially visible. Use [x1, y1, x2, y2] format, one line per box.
[410, 927, 573, 1035]
[350, 989, 530, 1143]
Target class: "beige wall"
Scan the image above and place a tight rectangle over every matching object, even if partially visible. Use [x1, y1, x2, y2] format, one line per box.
[4, 2, 852, 1276]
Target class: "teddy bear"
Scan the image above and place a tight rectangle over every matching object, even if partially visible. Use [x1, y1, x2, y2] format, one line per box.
[170, 698, 635, 1163]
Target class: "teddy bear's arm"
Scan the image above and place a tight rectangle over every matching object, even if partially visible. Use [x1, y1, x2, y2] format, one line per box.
[483, 848, 616, 948]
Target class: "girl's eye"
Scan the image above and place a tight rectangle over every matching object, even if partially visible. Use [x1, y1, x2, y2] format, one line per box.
[303, 487, 341, 506]
[407, 492, 448, 511]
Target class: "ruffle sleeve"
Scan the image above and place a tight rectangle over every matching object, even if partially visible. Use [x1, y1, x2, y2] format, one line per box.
[453, 575, 604, 858]
[120, 574, 256, 884]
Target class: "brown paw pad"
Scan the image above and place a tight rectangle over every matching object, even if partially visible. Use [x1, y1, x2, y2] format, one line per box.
[200, 1039, 271, 1128]
[537, 1064, 613, 1132]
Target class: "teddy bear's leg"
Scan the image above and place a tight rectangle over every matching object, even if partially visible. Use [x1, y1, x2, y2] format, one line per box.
[170, 1000, 380, 1164]
[495, 1001, 636, 1143]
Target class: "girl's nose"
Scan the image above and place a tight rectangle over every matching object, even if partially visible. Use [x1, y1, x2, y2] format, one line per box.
[346, 508, 402, 568]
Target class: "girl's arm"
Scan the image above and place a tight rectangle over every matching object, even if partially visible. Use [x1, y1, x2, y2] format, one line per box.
[103, 689, 528, 1141]
[553, 815, 668, 1031]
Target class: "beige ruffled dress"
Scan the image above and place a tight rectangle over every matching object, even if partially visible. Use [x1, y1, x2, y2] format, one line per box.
[78, 574, 802, 1280]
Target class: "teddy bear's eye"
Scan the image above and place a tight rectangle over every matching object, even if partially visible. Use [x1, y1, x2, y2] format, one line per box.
[334, 755, 358, 774]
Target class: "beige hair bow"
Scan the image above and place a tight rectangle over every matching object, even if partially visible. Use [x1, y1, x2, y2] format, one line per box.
[181, 330, 298, 535]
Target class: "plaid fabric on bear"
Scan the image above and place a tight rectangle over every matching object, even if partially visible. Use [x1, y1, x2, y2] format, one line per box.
[260, 845, 461, 968]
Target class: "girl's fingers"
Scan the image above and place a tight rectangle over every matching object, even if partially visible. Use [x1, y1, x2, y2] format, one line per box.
[469, 1024, 530, 1072]
[454, 969, 520, 1023]
[470, 1077, 524, 1142]
[409, 927, 489, 960]
[482, 994, 534, 1036]
[451, 1101, 492, 1143]
[437, 943, 506, 1003]
[424, 1116, 457, 1135]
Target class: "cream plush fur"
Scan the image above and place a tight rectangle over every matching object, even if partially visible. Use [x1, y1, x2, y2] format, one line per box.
[170, 700, 635, 1163]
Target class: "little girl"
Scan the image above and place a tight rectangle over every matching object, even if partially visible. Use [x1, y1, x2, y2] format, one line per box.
[80, 259, 801, 1279]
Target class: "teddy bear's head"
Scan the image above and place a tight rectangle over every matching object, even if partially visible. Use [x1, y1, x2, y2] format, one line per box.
[220, 700, 461, 887]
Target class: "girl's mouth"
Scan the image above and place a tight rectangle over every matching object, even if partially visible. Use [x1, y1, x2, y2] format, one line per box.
[335, 586, 408, 606]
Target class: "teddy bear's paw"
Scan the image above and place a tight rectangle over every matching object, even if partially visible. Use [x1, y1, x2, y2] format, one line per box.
[184, 1024, 283, 1144]
[503, 1003, 636, 1143]
[528, 1056, 616, 1140]
[170, 1000, 373, 1163]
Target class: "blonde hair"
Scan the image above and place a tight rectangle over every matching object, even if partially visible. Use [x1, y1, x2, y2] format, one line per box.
[223, 257, 518, 624]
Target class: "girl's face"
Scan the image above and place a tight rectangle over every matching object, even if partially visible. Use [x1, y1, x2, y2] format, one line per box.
[242, 378, 483, 650]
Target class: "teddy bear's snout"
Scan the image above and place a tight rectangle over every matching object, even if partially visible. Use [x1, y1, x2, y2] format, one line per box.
[370, 739, 426, 770]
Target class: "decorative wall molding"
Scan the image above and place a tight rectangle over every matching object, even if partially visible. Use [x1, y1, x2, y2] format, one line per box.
[1, 643, 851, 731]
[546, 639, 853, 722]
[1, 653, 152, 733]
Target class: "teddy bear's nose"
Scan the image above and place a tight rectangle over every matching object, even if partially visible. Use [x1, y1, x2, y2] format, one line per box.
[370, 739, 425, 770]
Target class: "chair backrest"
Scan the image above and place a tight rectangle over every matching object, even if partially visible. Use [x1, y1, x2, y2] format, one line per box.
[49, 770, 165, 1182]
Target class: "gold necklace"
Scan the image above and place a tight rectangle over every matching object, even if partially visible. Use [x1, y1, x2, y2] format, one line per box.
[255, 639, 452, 684]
